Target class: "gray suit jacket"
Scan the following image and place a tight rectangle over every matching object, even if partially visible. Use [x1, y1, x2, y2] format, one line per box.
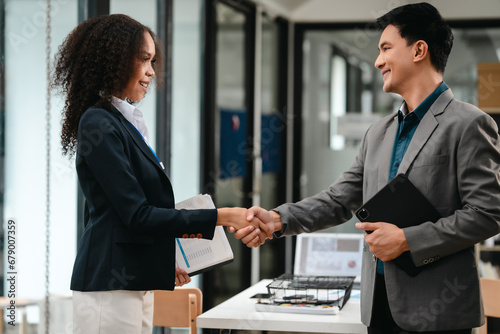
[274, 89, 500, 331]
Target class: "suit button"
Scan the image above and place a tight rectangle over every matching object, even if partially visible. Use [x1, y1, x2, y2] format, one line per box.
[196, 233, 203, 239]
[372, 254, 376, 262]
[182, 234, 188, 238]
[428, 258, 434, 263]
[190, 234, 196, 238]
[423, 259, 429, 264]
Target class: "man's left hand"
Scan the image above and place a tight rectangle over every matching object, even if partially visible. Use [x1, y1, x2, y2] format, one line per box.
[355, 222, 410, 261]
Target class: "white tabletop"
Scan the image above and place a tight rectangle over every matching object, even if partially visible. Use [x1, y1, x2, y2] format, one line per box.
[197, 279, 367, 333]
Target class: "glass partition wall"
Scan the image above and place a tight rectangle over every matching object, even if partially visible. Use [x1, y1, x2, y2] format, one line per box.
[258, 13, 288, 282]
[201, 1, 288, 309]
[209, 1, 253, 306]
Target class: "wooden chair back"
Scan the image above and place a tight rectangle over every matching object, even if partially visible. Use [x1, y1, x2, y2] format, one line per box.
[153, 288, 203, 334]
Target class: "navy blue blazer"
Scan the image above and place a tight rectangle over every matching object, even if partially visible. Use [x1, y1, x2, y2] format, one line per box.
[70, 106, 217, 291]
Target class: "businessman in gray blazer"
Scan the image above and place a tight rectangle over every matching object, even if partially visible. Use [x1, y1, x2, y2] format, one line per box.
[233, 3, 500, 333]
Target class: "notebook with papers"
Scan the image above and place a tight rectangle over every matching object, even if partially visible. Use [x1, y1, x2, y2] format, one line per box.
[174, 194, 234, 276]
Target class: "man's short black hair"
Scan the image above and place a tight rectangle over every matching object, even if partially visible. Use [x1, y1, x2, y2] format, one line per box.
[376, 2, 454, 74]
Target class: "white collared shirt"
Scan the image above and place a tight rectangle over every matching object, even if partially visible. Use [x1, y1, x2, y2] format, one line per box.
[111, 97, 165, 170]
[111, 96, 150, 144]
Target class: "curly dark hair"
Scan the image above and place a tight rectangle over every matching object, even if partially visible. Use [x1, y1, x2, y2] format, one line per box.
[53, 14, 163, 156]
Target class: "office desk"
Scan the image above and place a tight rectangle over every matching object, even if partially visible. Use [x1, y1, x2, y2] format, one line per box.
[197, 279, 367, 333]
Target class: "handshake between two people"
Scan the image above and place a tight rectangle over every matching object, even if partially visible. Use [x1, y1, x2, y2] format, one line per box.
[216, 206, 283, 248]
[177, 206, 280, 287]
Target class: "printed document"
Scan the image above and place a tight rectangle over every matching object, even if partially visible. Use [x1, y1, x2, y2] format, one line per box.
[175, 194, 234, 275]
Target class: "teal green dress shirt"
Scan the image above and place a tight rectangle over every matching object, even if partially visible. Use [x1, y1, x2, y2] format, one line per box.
[377, 81, 449, 275]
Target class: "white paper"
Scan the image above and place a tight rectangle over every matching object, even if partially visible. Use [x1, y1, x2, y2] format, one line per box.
[175, 194, 234, 275]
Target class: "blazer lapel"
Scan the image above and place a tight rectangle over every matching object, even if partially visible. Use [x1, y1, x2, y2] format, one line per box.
[113, 109, 164, 171]
[398, 89, 453, 175]
[378, 114, 398, 190]
[397, 114, 438, 175]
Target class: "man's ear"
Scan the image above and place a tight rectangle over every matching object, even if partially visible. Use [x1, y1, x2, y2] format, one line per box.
[413, 40, 428, 63]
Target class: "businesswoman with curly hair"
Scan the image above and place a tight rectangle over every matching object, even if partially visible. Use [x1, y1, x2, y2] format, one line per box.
[53, 14, 268, 333]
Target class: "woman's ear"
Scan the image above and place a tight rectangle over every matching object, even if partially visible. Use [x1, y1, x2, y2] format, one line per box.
[413, 40, 428, 64]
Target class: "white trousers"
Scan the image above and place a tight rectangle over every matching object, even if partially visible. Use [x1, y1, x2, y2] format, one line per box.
[73, 290, 154, 334]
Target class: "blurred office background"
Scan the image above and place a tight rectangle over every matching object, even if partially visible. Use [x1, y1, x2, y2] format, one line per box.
[1, 0, 500, 332]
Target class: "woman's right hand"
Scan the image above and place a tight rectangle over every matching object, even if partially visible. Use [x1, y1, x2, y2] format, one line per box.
[228, 206, 281, 247]
[216, 207, 272, 239]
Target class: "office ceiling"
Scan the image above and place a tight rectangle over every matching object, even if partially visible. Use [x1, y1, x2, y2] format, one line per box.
[246, 0, 500, 70]
[250, 0, 500, 22]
